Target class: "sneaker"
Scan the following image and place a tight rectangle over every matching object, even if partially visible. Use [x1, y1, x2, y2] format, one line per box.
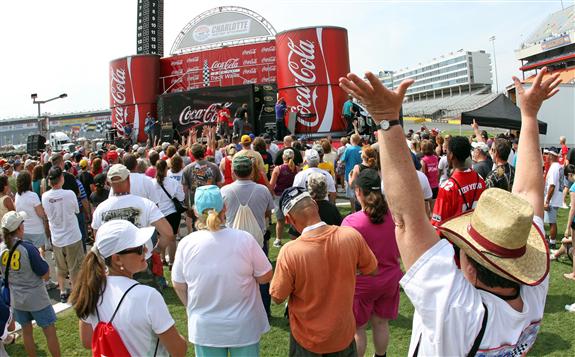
[60, 292, 69, 303]
[273, 239, 282, 248]
[562, 203, 569, 209]
[549, 240, 556, 249]
[565, 303, 575, 312]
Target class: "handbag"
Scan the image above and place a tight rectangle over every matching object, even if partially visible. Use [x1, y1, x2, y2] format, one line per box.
[2, 240, 22, 306]
[159, 182, 186, 215]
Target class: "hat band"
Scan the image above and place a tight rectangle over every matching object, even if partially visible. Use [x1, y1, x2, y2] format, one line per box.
[467, 224, 526, 258]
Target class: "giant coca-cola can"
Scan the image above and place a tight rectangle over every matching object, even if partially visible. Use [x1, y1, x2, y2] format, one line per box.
[276, 27, 350, 134]
[110, 55, 160, 142]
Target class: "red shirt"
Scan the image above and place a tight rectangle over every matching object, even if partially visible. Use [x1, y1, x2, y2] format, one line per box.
[560, 144, 568, 165]
[431, 169, 486, 227]
[217, 108, 231, 124]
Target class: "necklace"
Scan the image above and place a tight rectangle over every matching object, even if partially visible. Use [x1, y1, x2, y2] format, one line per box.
[112, 192, 130, 197]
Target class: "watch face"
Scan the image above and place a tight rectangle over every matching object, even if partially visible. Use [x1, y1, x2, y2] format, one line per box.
[381, 121, 390, 130]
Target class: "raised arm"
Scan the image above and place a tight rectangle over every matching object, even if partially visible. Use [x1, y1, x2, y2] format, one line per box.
[512, 67, 561, 219]
[471, 119, 486, 143]
[340, 72, 438, 271]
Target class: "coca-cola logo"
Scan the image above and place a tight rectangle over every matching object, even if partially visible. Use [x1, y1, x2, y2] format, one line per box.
[242, 68, 257, 75]
[110, 67, 127, 105]
[287, 37, 319, 126]
[262, 76, 276, 82]
[113, 106, 129, 136]
[187, 75, 200, 81]
[261, 46, 275, 53]
[211, 58, 239, 71]
[242, 49, 257, 55]
[179, 102, 232, 126]
[242, 59, 257, 66]
[262, 65, 276, 72]
[170, 60, 183, 66]
[243, 79, 257, 84]
[171, 69, 184, 75]
[187, 66, 200, 71]
[262, 57, 276, 64]
[186, 56, 200, 63]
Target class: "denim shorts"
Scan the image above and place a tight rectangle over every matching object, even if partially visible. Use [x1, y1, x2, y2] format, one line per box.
[14, 305, 56, 328]
[544, 206, 559, 224]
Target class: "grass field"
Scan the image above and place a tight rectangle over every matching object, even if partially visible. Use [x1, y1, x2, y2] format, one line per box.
[6, 206, 575, 356]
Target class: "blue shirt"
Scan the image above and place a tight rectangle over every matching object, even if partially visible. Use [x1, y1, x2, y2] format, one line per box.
[342, 100, 354, 116]
[341, 145, 362, 181]
[275, 103, 287, 121]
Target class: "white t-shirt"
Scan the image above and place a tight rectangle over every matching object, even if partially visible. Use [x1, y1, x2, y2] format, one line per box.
[110, 173, 160, 203]
[153, 177, 185, 216]
[41, 188, 81, 247]
[545, 162, 563, 208]
[15, 191, 44, 234]
[172, 228, 272, 347]
[167, 169, 184, 183]
[381, 171, 432, 200]
[438, 155, 449, 185]
[401, 216, 548, 356]
[92, 194, 164, 230]
[84, 276, 175, 357]
[292, 167, 336, 193]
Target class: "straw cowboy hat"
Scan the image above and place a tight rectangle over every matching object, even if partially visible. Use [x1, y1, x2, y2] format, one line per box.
[438, 188, 549, 286]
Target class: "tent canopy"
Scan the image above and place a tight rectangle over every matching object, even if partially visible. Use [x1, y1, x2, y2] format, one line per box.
[461, 94, 547, 134]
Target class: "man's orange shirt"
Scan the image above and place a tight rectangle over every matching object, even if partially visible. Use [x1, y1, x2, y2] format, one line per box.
[270, 225, 378, 354]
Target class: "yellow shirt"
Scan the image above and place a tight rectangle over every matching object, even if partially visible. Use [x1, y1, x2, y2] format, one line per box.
[303, 162, 335, 178]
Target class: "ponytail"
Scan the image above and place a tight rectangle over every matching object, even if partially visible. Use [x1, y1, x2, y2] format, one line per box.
[366, 156, 376, 168]
[362, 189, 389, 224]
[155, 160, 168, 186]
[196, 209, 223, 232]
[69, 250, 109, 319]
[287, 158, 296, 171]
[2, 228, 16, 250]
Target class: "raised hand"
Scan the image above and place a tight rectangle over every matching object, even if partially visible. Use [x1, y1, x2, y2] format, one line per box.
[472, 119, 479, 131]
[513, 67, 561, 118]
[339, 72, 414, 123]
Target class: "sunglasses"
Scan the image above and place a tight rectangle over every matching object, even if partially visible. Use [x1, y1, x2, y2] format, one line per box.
[117, 245, 145, 256]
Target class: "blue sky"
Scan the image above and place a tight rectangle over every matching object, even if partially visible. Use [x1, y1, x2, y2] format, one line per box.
[0, 0, 564, 118]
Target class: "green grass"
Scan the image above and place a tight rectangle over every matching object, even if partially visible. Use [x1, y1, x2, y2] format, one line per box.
[7, 206, 575, 356]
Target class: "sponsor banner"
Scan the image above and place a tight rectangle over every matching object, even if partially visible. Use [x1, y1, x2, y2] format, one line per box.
[541, 34, 571, 51]
[158, 85, 255, 135]
[110, 55, 160, 142]
[276, 27, 350, 133]
[160, 41, 276, 92]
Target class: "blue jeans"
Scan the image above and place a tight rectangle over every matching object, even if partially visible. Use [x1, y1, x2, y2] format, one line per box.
[195, 343, 259, 357]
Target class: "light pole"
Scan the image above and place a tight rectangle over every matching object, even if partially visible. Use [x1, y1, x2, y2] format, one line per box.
[31, 93, 67, 135]
[489, 36, 499, 93]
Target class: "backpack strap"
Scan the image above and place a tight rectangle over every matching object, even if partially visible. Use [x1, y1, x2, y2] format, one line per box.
[158, 181, 173, 200]
[467, 303, 489, 356]
[232, 185, 256, 207]
[109, 283, 140, 324]
[3, 240, 22, 289]
[412, 303, 488, 357]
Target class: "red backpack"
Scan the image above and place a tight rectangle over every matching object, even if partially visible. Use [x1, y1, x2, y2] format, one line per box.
[92, 283, 159, 357]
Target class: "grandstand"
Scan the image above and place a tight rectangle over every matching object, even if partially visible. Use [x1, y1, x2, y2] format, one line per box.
[379, 50, 496, 120]
[511, 5, 575, 147]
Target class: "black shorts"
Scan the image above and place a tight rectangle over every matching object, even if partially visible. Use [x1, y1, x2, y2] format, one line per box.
[165, 212, 182, 235]
[289, 334, 356, 357]
[570, 221, 575, 230]
[432, 187, 439, 199]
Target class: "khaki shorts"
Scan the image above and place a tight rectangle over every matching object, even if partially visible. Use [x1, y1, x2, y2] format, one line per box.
[53, 240, 85, 279]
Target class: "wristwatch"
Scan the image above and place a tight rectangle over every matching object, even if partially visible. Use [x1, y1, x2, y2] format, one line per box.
[379, 120, 401, 131]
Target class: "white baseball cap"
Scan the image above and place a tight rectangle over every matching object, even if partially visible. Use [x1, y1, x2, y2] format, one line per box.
[107, 164, 130, 183]
[306, 149, 320, 166]
[1, 211, 27, 233]
[94, 220, 155, 259]
[472, 142, 489, 153]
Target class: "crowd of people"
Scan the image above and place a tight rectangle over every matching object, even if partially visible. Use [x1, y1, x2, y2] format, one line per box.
[0, 66, 564, 356]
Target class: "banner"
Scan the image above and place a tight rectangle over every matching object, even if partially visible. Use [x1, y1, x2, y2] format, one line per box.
[110, 55, 160, 142]
[157, 85, 255, 135]
[276, 27, 350, 134]
[160, 41, 276, 93]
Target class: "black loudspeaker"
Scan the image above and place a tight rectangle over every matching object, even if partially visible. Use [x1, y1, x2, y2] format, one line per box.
[27, 135, 46, 155]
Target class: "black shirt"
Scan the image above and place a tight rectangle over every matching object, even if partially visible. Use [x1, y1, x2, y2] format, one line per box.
[79, 171, 94, 195]
[235, 108, 248, 119]
[568, 148, 575, 165]
[63, 172, 80, 197]
[274, 148, 303, 166]
[473, 160, 492, 180]
[90, 189, 109, 208]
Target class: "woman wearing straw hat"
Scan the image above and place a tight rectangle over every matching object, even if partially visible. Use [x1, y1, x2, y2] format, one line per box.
[340, 66, 560, 355]
[171, 185, 273, 357]
[69, 220, 187, 357]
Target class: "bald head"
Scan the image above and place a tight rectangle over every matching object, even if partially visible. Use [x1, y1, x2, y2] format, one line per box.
[284, 136, 294, 147]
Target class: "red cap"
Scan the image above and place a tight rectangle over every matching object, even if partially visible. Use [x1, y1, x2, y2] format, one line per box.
[107, 151, 119, 161]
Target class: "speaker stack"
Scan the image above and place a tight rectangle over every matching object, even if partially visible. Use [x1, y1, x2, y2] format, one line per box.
[27, 135, 46, 155]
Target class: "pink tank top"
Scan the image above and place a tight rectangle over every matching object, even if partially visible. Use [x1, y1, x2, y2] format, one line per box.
[422, 154, 439, 189]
